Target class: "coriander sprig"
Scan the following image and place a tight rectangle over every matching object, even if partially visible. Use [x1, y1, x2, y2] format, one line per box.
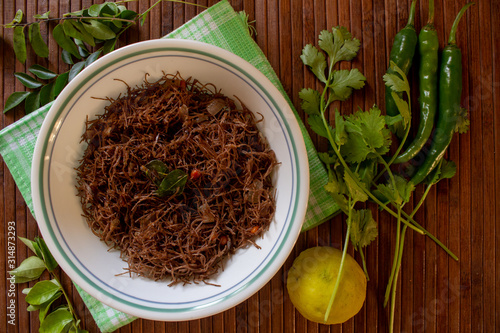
[299, 26, 459, 330]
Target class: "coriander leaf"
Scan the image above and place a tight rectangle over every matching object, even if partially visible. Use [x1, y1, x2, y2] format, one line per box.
[318, 29, 335, 64]
[440, 160, 457, 179]
[341, 106, 392, 161]
[334, 109, 348, 146]
[307, 114, 331, 139]
[318, 151, 338, 166]
[329, 68, 366, 101]
[425, 159, 457, 185]
[347, 106, 388, 149]
[394, 174, 414, 204]
[324, 173, 349, 212]
[299, 88, 322, 116]
[300, 44, 327, 83]
[355, 159, 377, 189]
[340, 131, 371, 163]
[374, 183, 397, 204]
[331, 26, 361, 63]
[383, 72, 408, 95]
[350, 209, 378, 248]
[455, 107, 470, 134]
[390, 91, 410, 129]
[385, 114, 403, 126]
[344, 169, 368, 203]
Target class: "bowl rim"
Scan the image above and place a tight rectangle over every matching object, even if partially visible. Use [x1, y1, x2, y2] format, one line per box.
[31, 39, 309, 321]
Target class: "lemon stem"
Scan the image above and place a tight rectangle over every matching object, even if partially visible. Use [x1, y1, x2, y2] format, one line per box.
[324, 198, 353, 322]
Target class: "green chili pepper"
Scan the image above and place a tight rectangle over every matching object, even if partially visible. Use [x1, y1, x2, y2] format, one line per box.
[385, 0, 418, 138]
[410, 2, 474, 185]
[394, 0, 438, 164]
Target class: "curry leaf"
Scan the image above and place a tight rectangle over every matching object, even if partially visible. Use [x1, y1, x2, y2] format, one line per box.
[25, 90, 41, 114]
[25, 280, 61, 305]
[5, 9, 23, 28]
[68, 61, 86, 82]
[85, 50, 102, 67]
[13, 26, 27, 63]
[82, 20, 116, 40]
[39, 307, 73, 333]
[15, 72, 43, 89]
[53, 24, 80, 58]
[33, 11, 50, 20]
[62, 20, 95, 47]
[53, 72, 69, 97]
[61, 49, 74, 65]
[39, 86, 53, 106]
[28, 22, 49, 58]
[157, 170, 188, 197]
[29, 64, 57, 80]
[3, 91, 30, 113]
[9, 256, 46, 283]
[38, 292, 63, 323]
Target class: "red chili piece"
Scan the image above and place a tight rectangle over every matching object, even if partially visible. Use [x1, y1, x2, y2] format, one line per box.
[190, 169, 201, 180]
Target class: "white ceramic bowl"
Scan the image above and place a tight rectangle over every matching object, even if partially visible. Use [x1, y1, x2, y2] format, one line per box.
[32, 39, 309, 321]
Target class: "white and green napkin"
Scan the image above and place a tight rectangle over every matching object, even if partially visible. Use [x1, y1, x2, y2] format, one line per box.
[0, 0, 338, 331]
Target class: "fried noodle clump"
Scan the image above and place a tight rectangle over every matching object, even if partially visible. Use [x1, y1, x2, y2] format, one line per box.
[75, 73, 278, 285]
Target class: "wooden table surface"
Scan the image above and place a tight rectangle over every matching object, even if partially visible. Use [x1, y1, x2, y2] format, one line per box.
[1, 0, 498, 332]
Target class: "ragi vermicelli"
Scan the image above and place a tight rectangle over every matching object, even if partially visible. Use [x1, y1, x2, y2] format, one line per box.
[75, 72, 278, 285]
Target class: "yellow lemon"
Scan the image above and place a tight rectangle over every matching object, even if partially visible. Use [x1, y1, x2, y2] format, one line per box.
[287, 246, 367, 324]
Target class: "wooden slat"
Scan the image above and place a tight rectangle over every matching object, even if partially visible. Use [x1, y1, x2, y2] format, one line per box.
[0, 1, 497, 332]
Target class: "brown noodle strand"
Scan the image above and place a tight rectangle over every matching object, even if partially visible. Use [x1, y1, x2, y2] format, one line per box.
[76, 72, 278, 285]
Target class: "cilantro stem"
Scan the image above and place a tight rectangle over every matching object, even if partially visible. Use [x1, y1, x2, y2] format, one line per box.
[383, 203, 403, 306]
[387, 178, 443, 331]
[324, 198, 353, 322]
[358, 245, 369, 280]
[388, 226, 405, 333]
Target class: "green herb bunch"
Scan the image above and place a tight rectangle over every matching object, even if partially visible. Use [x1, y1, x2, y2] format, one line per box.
[2, 1, 205, 115]
[299, 26, 460, 328]
[9, 236, 88, 333]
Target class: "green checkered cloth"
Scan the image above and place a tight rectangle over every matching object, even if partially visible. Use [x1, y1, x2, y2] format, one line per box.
[0, 0, 339, 331]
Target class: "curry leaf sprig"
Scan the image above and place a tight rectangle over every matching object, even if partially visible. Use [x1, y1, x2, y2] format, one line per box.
[9, 236, 88, 333]
[2, 1, 205, 115]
